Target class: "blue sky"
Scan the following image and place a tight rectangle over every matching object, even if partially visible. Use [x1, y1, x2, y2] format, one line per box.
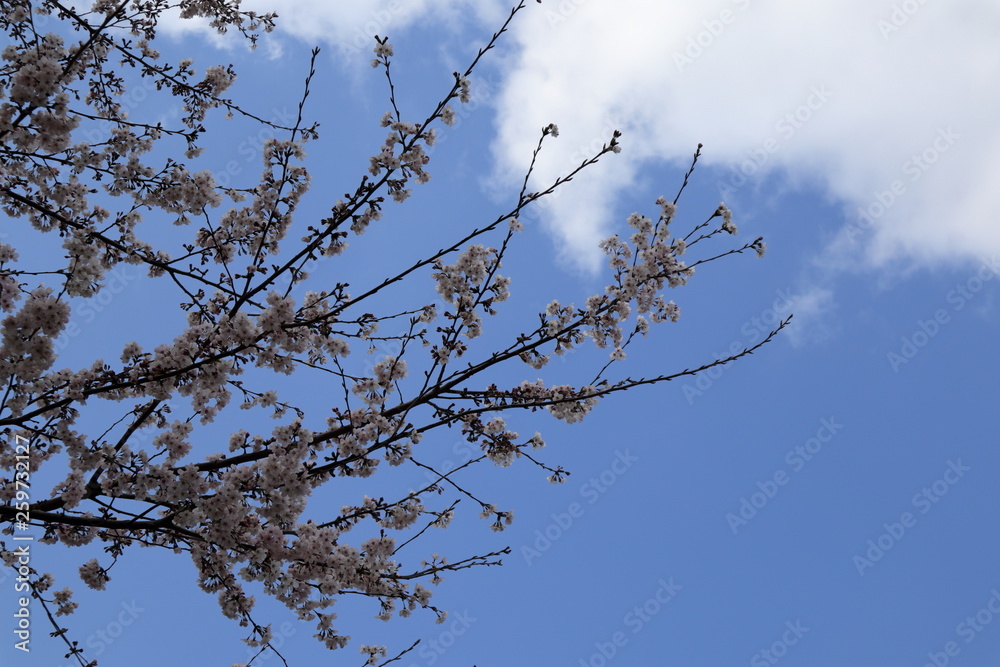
[3, 1, 1000, 666]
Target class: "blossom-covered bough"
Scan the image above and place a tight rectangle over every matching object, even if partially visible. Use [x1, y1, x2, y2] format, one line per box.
[0, 0, 786, 664]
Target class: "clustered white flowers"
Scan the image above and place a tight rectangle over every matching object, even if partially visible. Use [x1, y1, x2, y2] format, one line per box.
[0, 2, 774, 665]
[78, 559, 109, 591]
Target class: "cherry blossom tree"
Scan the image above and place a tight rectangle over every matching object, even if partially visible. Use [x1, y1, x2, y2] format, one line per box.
[0, 0, 783, 664]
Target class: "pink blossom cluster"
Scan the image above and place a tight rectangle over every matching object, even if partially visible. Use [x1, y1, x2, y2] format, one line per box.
[0, 2, 775, 665]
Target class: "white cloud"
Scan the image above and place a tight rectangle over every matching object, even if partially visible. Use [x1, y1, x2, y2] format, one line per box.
[482, 0, 1000, 275]
[160, 0, 508, 61]
[174, 0, 1000, 282]
[781, 286, 836, 348]
[251, 0, 508, 60]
